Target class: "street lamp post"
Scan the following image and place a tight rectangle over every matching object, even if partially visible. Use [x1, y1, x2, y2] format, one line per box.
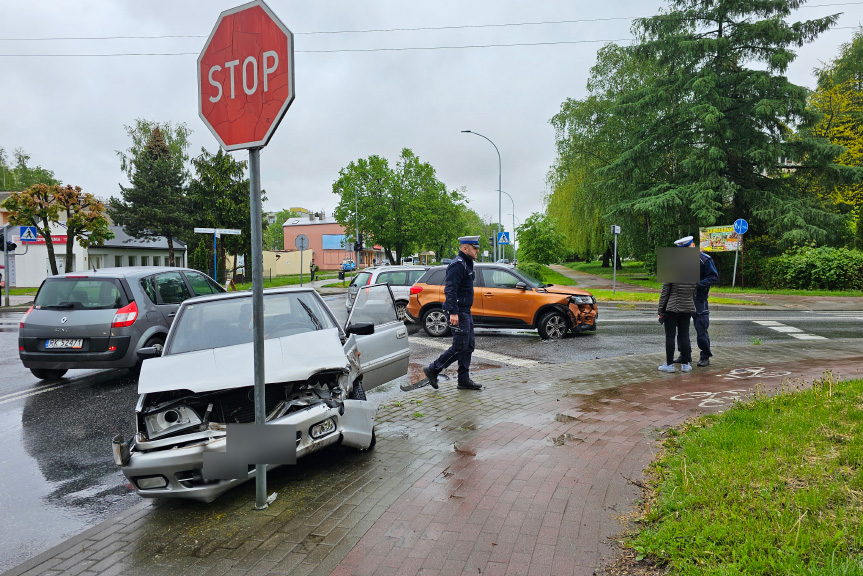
[462, 130, 501, 261]
[500, 189, 515, 258]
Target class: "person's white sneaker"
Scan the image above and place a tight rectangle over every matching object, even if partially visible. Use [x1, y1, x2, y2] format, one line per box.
[681, 363, 692, 372]
[658, 363, 675, 373]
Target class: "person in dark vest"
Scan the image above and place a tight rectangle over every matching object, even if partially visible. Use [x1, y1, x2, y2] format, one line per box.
[658, 237, 698, 373]
[423, 235, 482, 390]
[672, 235, 719, 367]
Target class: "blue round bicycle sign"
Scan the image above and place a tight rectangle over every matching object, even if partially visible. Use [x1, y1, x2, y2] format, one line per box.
[733, 219, 748, 235]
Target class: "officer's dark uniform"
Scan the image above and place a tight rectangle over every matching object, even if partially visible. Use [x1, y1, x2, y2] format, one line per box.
[426, 246, 480, 389]
[694, 251, 719, 363]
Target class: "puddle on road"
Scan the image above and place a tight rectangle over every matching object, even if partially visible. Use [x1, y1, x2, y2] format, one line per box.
[554, 414, 578, 423]
[552, 433, 584, 446]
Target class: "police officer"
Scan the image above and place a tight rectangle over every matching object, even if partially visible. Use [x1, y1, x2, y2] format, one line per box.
[423, 235, 482, 390]
[673, 235, 719, 367]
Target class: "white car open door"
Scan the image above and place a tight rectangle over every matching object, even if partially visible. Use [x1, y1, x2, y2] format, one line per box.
[344, 283, 410, 390]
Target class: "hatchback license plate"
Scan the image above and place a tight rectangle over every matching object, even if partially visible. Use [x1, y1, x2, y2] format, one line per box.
[46, 339, 83, 349]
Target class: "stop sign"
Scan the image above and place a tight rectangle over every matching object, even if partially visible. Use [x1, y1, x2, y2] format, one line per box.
[198, 0, 295, 151]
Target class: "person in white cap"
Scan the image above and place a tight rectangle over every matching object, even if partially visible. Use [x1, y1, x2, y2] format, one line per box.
[672, 235, 719, 367]
[658, 237, 698, 373]
[423, 235, 482, 390]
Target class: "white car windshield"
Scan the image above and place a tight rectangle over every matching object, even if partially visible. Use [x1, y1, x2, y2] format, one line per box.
[167, 291, 338, 355]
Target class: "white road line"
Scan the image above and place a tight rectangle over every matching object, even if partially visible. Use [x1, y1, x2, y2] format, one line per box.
[790, 333, 828, 340]
[413, 337, 539, 367]
[751, 320, 826, 340]
[0, 383, 68, 405]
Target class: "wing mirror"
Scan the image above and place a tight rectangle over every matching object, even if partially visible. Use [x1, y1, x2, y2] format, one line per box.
[515, 281, 528, 290]
[345, 322, 375, 336]
[137, 346, 162, 361]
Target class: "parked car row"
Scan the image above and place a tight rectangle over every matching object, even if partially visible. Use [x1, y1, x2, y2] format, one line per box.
[16, 260, 597, 504]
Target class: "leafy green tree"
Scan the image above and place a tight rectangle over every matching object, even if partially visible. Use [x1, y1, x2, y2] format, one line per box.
[263, 208, 302, 251]
[117, 119, 192, 181]
[602, 0, 853, 250]
[0, 147, 59, 191]
[333, 149, 451, 264]
[109, 127, 190, 266]
[808, 28, 863, 247]
[2, 184, 112, 275]
[517, 212, 567, 265]
[187, 148, 255, 279]
[547, 44, 659, 263]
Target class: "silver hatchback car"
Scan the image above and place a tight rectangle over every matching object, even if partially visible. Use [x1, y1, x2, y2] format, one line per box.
[346, 265, 429, 321]
[18, 267, 224, 380]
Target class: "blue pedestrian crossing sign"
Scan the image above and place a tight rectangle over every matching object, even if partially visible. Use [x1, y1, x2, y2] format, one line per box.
[19, 226, 38, 242]
[733, 219, 748, 235]
[497, 232, 510, 245]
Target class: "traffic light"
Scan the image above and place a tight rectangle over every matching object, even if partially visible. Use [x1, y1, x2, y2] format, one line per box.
[353, 241, 362, 252]
[0, 231, 17, 253]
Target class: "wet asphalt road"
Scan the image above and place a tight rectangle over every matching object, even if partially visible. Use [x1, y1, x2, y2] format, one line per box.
[0, 299, 861, 572]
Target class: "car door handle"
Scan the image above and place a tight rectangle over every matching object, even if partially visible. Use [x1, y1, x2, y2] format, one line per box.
[396, 328, 407, 339]
[168, 312, 176, 318]
[484, 292, 493, 297]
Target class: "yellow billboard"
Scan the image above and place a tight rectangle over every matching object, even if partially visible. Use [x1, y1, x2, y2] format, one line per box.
[699, 225, 741, 252]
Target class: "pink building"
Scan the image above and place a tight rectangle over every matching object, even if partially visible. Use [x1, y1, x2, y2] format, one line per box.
[282, 213, 383, 270]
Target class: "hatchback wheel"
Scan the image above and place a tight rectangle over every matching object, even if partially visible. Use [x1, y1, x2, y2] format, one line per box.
[422, 308, 450, 337]
[395, 302, 408, 322]
[538, 311, 568, 340]
[30, 368, 67, 381]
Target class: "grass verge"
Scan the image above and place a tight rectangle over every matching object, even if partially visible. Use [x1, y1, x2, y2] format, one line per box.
[234, 273, 340, 291]
[588, 289, 760, 306]
[566, 261, 863, 297]
[628, 372, 863, 575]
[540, 265, 578, 286]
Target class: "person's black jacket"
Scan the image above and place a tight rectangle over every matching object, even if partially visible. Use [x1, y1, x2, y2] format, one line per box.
[442, 250, 475, 315]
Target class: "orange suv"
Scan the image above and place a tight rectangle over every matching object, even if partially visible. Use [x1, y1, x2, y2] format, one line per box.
[405, 264, 597, 339]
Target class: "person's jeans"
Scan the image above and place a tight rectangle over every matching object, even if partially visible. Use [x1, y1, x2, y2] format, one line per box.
[664, 311, 691, 364]
[430, 312, 475, 382]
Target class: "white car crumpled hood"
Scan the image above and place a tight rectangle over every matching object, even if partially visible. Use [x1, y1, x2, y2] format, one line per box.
[138, 328, 350, 394]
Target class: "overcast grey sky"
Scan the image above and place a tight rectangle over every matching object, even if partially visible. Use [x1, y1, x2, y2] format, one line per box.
[2, 1, 862, 233]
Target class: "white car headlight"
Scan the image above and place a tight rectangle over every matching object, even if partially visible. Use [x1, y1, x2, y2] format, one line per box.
[144, 406, 202, 440]
[571, 295, 594, 305]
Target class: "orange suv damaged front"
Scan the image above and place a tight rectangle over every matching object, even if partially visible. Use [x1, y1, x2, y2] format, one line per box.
[405, 264, 597, 340]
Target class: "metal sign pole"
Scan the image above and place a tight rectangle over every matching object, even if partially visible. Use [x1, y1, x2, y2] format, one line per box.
[249, 147, 268, 510]
[612, 234, 617, 296]
[213, 233, 218, 282]
[3, 224, 9, 308]
[300, 249, 303, 287]
[732, 248, 739, 289]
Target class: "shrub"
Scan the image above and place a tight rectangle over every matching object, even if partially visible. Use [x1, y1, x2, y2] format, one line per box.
[516, 261, 545, 281]
[765, 246, 863, 290]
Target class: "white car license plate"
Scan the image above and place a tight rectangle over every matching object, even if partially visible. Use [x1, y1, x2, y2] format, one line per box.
[45, 339, 83, 349]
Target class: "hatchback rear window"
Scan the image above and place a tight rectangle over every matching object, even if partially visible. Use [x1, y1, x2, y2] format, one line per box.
[418, 269, 446, 286]
[35, 278, 128, 310]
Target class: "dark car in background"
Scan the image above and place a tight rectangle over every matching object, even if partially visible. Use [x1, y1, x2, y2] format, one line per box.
[18, 267, 224, 380]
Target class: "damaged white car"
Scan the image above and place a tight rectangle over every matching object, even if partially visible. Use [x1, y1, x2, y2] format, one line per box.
[112, 284, 409, 502]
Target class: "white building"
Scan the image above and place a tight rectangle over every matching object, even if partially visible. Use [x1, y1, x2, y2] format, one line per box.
[5, 224, 186, 288]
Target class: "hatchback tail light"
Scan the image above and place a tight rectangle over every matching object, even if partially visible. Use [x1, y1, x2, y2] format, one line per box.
[410, 286, 423, 295]
[19, 306, 33, 329]
[112, 301, 138, 328]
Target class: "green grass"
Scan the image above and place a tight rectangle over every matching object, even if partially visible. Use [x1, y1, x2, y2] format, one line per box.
[588, 288, 760, 306]
[567, 261, 662, 289]
[3, 287, 39, 296]
[539, 265, 578, 286]
[628, 374, 863, 575]
[566, 261, 863, 297]
[234, 272, 340, 291]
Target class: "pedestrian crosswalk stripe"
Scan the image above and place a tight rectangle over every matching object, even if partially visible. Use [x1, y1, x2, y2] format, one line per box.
[415, 337, 539, 367]
[752, 320, 825, 340]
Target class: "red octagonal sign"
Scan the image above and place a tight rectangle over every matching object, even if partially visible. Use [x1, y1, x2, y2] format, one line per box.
[198, 0, 294, 151]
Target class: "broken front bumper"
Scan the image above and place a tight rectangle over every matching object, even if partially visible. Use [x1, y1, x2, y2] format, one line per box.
[117, 400, 377, 502]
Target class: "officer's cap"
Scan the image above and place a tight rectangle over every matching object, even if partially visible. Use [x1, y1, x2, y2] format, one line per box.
[674, 235, 694, 247]
[458, 235, 480, 246]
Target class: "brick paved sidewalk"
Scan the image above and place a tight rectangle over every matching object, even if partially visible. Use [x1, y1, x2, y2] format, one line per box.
[5, 338, 861, 576]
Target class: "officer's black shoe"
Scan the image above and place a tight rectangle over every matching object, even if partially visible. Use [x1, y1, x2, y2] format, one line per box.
[423, 366, 439, 389]
[672, 356, 684, 364]
[697, 358, 710, 367]
[457, 379, 482, 390]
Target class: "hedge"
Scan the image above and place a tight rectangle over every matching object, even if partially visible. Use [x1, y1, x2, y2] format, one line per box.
[765, 246, 863, 290]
